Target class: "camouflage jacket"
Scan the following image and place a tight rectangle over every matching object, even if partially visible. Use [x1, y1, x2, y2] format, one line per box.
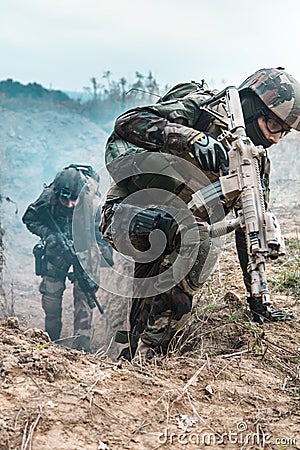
[105, 87, 271, 210]
[22, 186, 74, 240]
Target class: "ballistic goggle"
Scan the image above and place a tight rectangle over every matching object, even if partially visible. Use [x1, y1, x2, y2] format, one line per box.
[59, 188, 78, 201]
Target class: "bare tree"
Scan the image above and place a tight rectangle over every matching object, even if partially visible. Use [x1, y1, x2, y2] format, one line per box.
[102, 71, 112, 90]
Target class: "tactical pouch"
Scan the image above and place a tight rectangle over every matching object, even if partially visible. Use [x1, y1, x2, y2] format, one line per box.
[33, 240, 46, 276]
[112, 204, 178, 255]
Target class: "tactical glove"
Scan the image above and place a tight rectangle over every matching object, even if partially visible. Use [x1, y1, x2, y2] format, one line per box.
[45, 233, 65, 249]
[189, 132, 229, 175]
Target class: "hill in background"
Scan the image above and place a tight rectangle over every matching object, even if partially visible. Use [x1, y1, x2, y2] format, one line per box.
[0, 79, 71, 103]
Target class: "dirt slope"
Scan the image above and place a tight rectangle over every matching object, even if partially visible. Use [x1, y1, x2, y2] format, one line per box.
[0, 225, 299, 450]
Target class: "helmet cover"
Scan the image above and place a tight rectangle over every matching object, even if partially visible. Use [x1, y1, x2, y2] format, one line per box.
[239, 67, 300, 130]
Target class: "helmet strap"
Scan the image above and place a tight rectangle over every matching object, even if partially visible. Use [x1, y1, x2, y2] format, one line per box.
[240, 91, 274, 148]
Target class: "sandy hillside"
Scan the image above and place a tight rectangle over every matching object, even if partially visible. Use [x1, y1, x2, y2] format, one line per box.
[0, 214, 299, 450]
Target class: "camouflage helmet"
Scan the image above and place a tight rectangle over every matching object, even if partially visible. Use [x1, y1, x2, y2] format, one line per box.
[53, 166, 86, 200]
[239, 67, 300, 131]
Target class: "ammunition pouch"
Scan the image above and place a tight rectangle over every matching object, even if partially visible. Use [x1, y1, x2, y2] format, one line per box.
[110, 204, 178, 256]
[33, 240, 46, 276]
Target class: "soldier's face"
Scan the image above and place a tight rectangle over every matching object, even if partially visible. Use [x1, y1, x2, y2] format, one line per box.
[257, 115, 290, 145]
[58, 197, 79, 208]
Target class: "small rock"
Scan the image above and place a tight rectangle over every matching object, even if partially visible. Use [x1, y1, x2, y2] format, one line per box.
[24, 328, 50, 342]
[6, 317, 20, 329]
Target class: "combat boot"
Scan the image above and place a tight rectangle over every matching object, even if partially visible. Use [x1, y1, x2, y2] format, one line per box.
[72, 335, 91, 352]
[247, 297, 294, 324]
[131, 339, 156, 365]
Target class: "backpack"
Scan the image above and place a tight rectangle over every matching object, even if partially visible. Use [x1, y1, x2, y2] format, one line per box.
[105, 80, 214, 182]
[157, 79, 207, 103]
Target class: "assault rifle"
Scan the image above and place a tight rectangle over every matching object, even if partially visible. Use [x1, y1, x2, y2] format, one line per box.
[45, 208, 104, 314]
[188, 87, 285, 323]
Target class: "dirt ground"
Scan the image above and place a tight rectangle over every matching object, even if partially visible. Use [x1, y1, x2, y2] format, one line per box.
[0, 176, 299, 450]
[1, 85, 299, 450]
[0, 203, 299, 450]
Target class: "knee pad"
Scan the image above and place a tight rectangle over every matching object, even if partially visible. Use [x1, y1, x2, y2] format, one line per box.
[180, 224, 219, 295]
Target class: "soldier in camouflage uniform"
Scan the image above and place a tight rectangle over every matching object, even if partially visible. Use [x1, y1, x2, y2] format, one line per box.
[23, 165, 109, 352]
[100, 67, 300, 361]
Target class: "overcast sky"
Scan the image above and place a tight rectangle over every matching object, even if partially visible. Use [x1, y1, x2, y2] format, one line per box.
[1, 0, 300, 93]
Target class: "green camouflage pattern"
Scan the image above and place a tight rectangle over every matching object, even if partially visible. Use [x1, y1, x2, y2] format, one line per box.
[239, 67, 300, 130]
[106, 90, 271, 208]
[105, 84, 215, 172]
[102, 76, 279, 359]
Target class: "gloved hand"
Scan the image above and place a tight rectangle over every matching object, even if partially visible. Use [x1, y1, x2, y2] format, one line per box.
[45, 233, 65, 249]
[189, 132, 229, 175]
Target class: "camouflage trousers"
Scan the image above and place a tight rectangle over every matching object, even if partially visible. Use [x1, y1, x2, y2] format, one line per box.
[101, 201, 214, 360]
[128, 228, 249, 358]
[129, 261, 193, 358]
[39, 256, 93, 346]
